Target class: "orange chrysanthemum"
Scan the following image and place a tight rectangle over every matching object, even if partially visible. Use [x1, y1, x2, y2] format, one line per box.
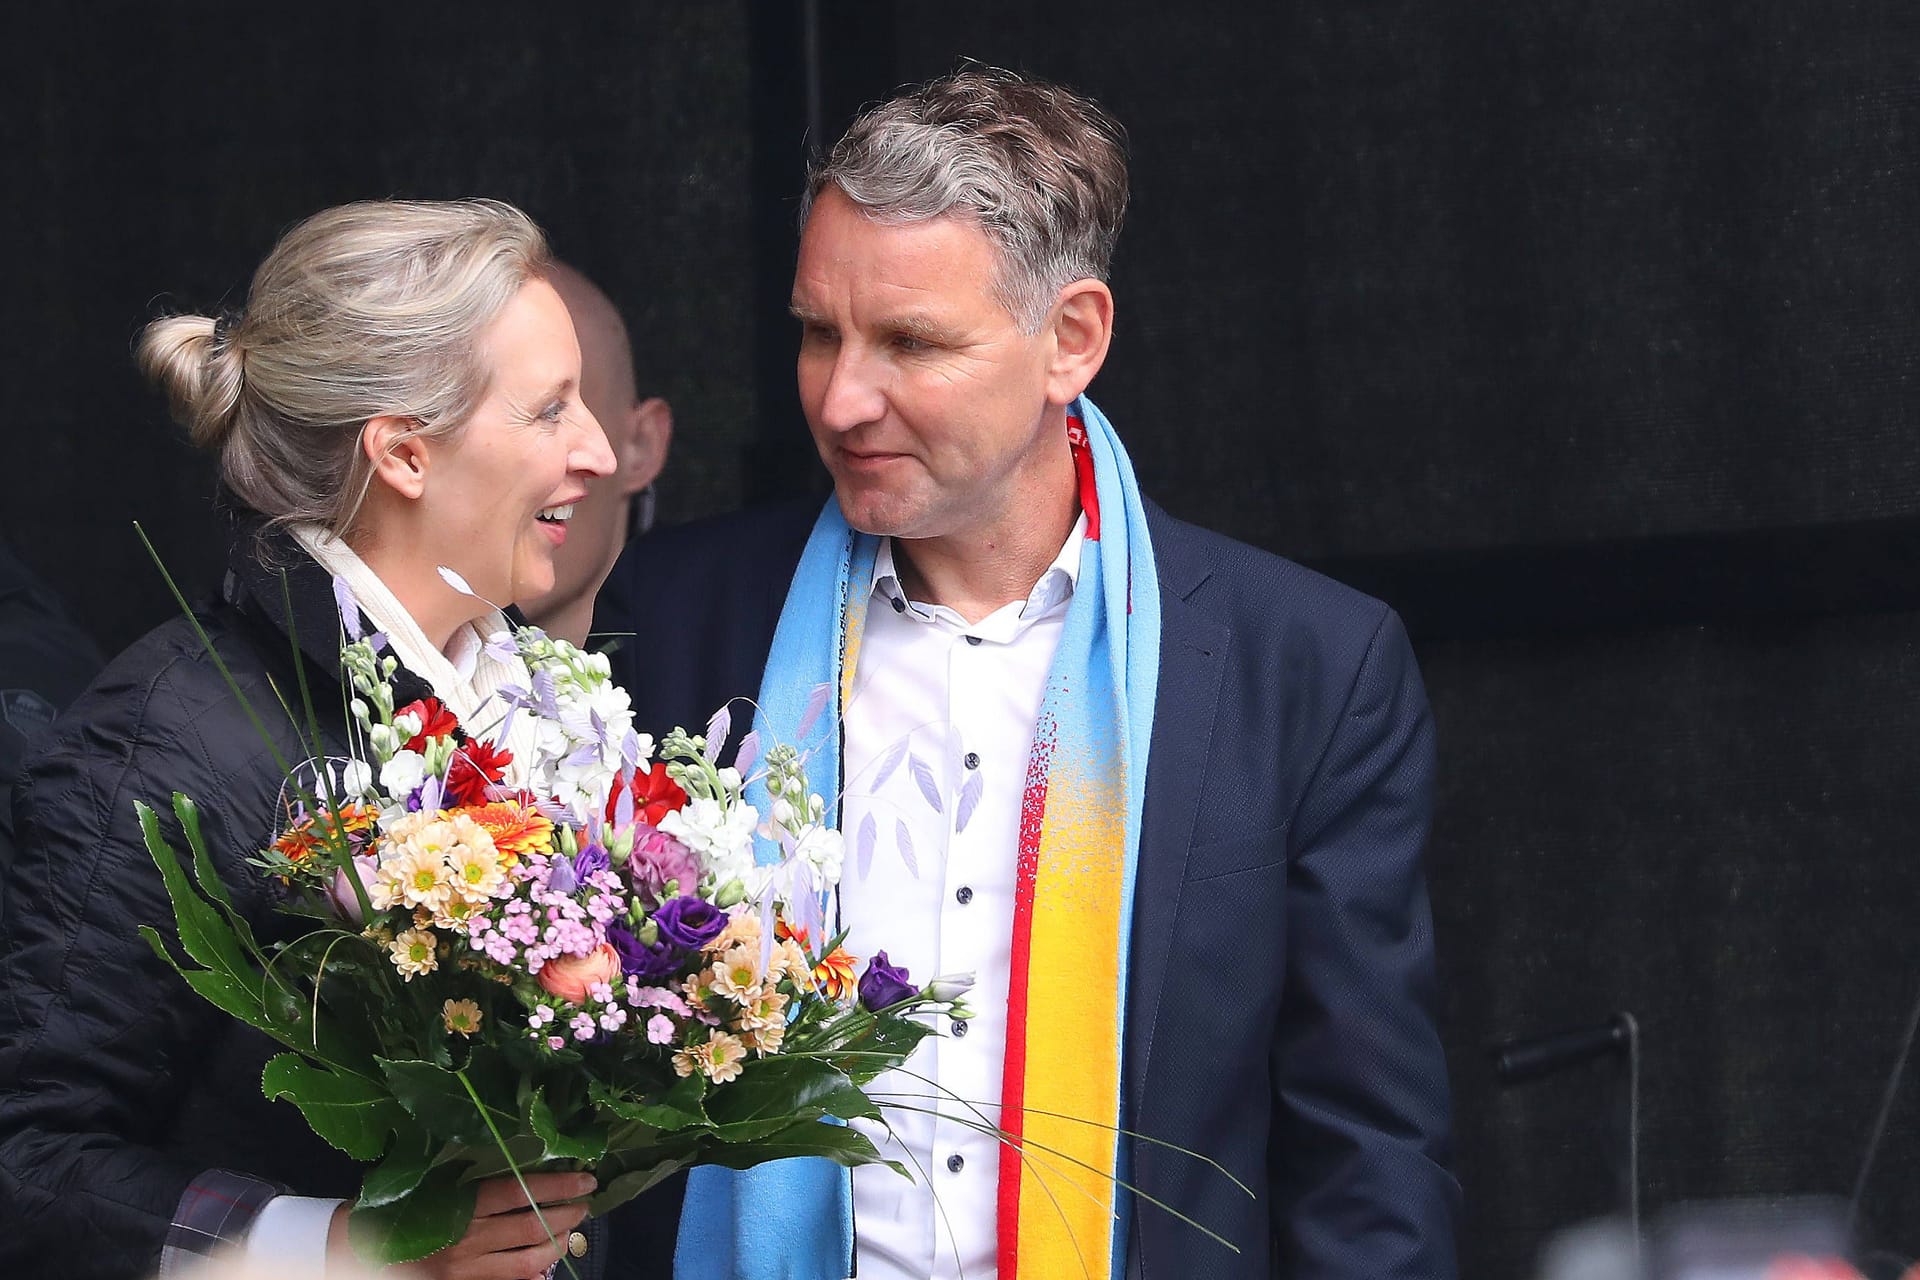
[457, 799, 554, 862]
[813, 947, 858, 1000]
[272, 803, 375, 865]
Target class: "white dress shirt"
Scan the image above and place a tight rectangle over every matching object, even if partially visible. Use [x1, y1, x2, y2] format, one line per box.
[840, 516, 1085, 1280]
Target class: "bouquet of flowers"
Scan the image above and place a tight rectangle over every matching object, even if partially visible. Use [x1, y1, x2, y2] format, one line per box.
[137, 595, 969, 1264]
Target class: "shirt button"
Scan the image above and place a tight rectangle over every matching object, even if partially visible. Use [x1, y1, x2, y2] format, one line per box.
[965, 635, 982, 646]
[951, 1018, 969, 1038]
[955, 885, 973, 905]
[964, 752, 980, 770]
[947, 1154, 965, 1173]
[891, 596, 906, 614]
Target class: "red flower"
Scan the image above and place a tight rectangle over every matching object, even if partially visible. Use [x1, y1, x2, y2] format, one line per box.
[445, 738, 514, 807]
[397, 697, 460, 753]
[608, 761, 689, 827]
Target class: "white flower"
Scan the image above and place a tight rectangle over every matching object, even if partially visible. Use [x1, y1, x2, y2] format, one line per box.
[716, 767, 742, 792]
[379, 750, 427, 798]
[660, 797, 760, 881]
[393, 711, 423, 741]
[791, 824, 845, 888]
[340, 759, 373, 798]
[924, 972, 976, 1002]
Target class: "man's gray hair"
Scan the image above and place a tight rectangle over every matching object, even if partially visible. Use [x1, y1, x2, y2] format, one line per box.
[803, 65, 1130, 332]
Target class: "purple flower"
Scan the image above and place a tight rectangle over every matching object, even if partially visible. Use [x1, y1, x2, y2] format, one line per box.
[653, 895, 727, 950]
[858, 951, 918, 1013]
[626, 826, 701, 908]
[331, 575, 362, 639]
[573, 842, 611, 885]
[547, 854, 578, 895]
[607, 922, 682, 982]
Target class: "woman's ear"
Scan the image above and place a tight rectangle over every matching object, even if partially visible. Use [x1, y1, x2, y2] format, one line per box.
[1044, 279, 1115, 407]
[362, 415, 430, 501]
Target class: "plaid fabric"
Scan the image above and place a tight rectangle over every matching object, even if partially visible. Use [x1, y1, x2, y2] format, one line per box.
[157, 1169, 285, 1277]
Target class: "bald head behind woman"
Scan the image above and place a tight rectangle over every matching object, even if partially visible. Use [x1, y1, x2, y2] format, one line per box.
[520, 261, 673, 645]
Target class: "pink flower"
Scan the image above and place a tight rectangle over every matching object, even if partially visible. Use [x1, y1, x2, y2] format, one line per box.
[537, 942, 622, 1004]
[625, 825, 702, 906]
[325, 855, 380, 924]
[647, 1014, 675, 1044]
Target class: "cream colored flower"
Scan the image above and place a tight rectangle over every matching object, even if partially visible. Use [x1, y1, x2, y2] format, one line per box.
[699, 1031, 748, 1083]
[742, 1020, 785, 1056]
[445, 839, 506, 903]
[672, 1044, 703, 1079]
[709, 909, 762, 956]
[395, 846, 456, 914]
[389, 927, 439, 980]
[442, 998, 483, 1036]
[777, 938, 812, 985]
[740, 989, 788, 1032]
[710, 947, 764, 1003]
[432, 898, 483, 931]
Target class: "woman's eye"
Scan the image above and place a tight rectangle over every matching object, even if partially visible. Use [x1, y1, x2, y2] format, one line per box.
[539, 401, 567, 423]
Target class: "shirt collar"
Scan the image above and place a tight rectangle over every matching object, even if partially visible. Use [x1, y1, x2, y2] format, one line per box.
[872, 513, 1088, 630]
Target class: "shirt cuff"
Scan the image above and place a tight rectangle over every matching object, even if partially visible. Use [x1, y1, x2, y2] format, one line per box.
[158, 1169, 285, 1277]
[244, 1194, 346, 1273]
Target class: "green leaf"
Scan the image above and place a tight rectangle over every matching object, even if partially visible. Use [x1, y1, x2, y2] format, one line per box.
[529, 1087, 609, 1164]
[693, 1117, 902, 1174]
[830, 1018, 938, 1085]
[261, 1053, 403, 1162]
[349, 1160, 477, 1265]
[172, 965, 270, 1032]
[588, 1154, 702, 1215]
[705, 1057, 881, 1133]
[137, 801, 261, 985]
[357, 1123, 439, 1208]
[379, 1057, 506, 1145]
[436, 1134, 549, 1182]
[591, 1073, 710, 1132]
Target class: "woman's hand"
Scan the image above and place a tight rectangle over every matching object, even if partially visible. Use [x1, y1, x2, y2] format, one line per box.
[327, 1172, 598, 1280]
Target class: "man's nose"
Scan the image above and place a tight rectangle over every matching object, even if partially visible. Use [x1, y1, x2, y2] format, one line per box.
[814, 347, 886, 434]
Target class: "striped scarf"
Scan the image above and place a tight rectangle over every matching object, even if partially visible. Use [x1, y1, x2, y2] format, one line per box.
[675, 396, 1160, 1280]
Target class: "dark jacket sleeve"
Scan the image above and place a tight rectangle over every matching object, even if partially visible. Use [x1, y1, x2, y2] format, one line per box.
[1273, 607, 1460, 1277]
[0, 656, 253, 1277]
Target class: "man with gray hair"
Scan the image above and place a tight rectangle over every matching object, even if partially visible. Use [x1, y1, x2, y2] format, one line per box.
[601, 65, 1458, 1280]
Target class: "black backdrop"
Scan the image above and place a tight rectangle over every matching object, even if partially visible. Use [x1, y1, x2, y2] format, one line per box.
[8, 4, 1920, 1276]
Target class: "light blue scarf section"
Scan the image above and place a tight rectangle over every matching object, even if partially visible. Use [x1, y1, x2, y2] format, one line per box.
[674, 395, 1160, 1280]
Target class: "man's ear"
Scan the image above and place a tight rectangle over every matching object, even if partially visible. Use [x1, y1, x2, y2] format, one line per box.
[621, 397, 674, 496]
[1044, 279, 1114, 407]
[362, 415, 430, 501]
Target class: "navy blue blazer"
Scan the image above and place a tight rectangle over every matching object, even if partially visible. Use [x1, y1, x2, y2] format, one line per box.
[595, 498, 1459, 1279]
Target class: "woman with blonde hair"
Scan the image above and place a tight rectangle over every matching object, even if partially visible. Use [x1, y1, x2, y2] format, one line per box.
[0, 200, 617, 1279]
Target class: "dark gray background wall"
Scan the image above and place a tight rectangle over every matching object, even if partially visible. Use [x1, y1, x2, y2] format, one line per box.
[7, 4, 1920, 1276]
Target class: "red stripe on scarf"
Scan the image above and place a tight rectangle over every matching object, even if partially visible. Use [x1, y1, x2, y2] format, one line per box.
[1068, 416, 1101, 541]
[996, 718, 1055, 1276]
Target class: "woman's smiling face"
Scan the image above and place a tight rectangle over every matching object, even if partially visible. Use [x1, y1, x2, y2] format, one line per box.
[420, 276, 617, 607]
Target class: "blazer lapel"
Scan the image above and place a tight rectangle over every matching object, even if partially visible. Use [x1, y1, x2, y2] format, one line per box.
[1125, 511, 1228, 1119]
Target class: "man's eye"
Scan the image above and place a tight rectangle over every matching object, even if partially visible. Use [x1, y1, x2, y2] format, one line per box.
[892, 334, 931, 353]
[540, 401, 567, 423]
[801, 323, 839, 345]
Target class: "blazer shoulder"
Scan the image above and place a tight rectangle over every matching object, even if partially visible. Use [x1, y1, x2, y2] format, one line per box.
[1148, 503, 1395, 659]
[603, 499, 819, 598]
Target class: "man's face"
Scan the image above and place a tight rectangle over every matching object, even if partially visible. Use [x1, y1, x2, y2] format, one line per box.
[791, 188, 1059, 540]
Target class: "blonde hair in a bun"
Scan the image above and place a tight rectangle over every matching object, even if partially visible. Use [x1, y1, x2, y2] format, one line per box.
[135, 313, 246, 449]
[136, 198, 550, 535]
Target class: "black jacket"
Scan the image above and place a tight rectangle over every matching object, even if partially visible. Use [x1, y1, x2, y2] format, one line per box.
[0, 528, 383, 1278]
[0, 538, 106, 886]
[594, 498, 1459, 1280]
